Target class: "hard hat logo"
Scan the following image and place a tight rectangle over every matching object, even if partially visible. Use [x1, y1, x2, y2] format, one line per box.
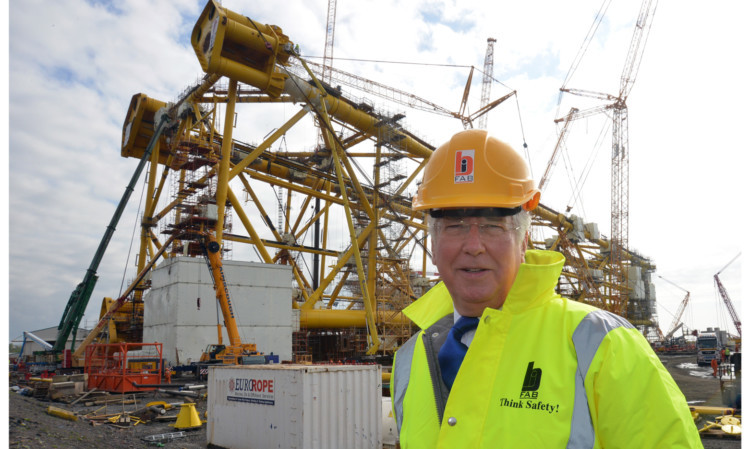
[454, 150, 475, 183]
[412, 129, 540, 212]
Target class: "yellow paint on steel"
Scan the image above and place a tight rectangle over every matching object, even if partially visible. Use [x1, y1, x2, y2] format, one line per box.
[215, 79, 237, 244]
[191, 0, 292, 98]
[47, 406, 78, 421]
[299, 309, 410, 329]
[284, 73, 433, 159]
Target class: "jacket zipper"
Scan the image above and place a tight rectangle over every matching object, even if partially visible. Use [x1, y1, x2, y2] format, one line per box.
[423, 331, 447, 426]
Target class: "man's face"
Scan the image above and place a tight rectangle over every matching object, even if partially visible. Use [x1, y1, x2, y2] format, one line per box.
[431, 213, 527, 317]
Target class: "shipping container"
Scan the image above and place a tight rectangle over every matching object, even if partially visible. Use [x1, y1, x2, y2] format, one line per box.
[207, 364, 382, 449]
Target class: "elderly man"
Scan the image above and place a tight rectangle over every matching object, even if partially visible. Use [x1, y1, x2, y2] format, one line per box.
[390, 130, 701, 448]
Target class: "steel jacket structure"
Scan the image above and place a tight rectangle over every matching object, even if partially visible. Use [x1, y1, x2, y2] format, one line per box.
[391, 250, 701, 448]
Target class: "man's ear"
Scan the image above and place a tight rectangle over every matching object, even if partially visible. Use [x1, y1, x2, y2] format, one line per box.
[521, 231, 529, 259]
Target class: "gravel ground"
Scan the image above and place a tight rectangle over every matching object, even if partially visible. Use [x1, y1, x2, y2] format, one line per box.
[7, 379, 208, 449]
[7, 355, 741, 448]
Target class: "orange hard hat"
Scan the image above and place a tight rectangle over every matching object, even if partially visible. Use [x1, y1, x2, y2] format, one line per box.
[412, 129, 540, 212]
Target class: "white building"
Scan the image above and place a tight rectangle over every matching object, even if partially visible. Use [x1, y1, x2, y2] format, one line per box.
[143, 256, 294, 365]
[11, 326, 92, 356]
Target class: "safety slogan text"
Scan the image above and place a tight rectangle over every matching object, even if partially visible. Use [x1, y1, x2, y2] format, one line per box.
[499, 397, 560, 414]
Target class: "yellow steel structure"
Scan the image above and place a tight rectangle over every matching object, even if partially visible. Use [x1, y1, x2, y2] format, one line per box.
[114, 0, 661, 358]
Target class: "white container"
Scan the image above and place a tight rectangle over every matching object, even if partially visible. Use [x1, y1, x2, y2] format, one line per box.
[207, 364, 382, 449]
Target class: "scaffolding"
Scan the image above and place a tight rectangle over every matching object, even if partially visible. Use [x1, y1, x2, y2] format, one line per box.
[113, 0, 662, 363]
[292, 328, 368, 363]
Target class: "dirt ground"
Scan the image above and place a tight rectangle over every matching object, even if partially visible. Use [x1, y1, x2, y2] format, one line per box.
[6, 355, 742, 448]
[7, 377, 209, 449]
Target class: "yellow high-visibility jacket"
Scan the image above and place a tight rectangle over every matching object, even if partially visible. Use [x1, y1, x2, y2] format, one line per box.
[391, 250, 701, 448]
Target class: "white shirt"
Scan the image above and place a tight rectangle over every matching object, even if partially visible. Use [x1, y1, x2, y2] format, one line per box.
[453, 310, 477, 347]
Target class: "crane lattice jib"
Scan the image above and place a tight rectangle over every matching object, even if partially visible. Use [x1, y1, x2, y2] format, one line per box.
[665, 293, 689, 339]
[322, 0, 337, 84]
[290, 60, 457, 118]
[478, 37, 497, 130]
[715, 274, 741, 337]
[656, 275, 690, 338]
[540, 107, 578, 192]
[619, 0, 658, 100]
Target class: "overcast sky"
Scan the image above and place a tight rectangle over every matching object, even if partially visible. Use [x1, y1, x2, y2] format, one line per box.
[7, 0, 748, 342]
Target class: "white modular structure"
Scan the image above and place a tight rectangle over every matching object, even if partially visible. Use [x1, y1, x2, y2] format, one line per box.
[207, 364, 383, 449]
[143, 257, 293, 364]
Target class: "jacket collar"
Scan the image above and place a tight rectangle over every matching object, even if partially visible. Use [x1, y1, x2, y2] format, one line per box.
[404, 250, 565, 330]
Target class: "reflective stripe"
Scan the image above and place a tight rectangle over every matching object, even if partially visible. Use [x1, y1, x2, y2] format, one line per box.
[567, 310, 634, 449]
[393, 333, 419, 435]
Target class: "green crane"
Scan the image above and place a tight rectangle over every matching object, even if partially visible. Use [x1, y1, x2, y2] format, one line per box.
[52, 115, 168, 353]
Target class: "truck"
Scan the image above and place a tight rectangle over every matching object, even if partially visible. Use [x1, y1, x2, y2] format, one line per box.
[696, 328, 729, 366]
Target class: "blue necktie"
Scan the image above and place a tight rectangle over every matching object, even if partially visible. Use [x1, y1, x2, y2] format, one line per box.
[438, 316, 480, 389]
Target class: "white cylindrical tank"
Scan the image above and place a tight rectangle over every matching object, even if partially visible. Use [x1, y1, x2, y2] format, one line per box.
[207, 364, 382, 449]
[381, 396, 398, 447]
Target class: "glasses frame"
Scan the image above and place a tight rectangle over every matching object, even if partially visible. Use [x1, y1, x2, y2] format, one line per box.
[434, 217, 520, 240]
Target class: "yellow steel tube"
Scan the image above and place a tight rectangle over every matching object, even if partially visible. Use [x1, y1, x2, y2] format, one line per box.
[223, 19, 277, 58]
[213, 57, 282, 96]
[47, 406, 78, 422]
[284, 73, 433, 159]
[223, 234, 338, 258]
[226, 187, 272, 264]
[322, 106, 380, 353]
[215, 79, 238, 244]
[228, 107, 308, 180]
[301, 221, 376, 309]
[368, 145, 382, 312]
[299, 309, 410, 329]
[320, 182, 332, 289]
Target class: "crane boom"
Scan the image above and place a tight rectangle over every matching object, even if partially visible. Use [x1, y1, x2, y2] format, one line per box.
[657, 275, 690, 339]
[540, 107, 578, 192]
[714, 252, 741, 337]
[53, 114, 168, 353]
[619, 0, 658, 100]
[292, 60, 457, 118]
[322, 0, 337, 84]
[203, 234, 243, 347]
[665, 293, 690, 339]
[478, 37, 497, 129]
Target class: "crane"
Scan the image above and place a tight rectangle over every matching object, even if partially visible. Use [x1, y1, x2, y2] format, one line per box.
[321, 0, 337, 84]
[657, 275, 690, 340]
[557, 0, 658, 316]
[715, 253, 741, 338]
[52, 113, 168, 355]
[477, 37, 497, 130]
[540, 107, 578, 193]
[198, 233, 262, 367]
[288, 58, 516, 129]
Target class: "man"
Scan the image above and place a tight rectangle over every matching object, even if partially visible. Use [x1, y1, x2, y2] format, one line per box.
[391, 130, 701, 448]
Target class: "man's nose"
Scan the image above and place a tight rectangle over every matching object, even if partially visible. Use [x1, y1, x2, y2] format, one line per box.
[462, 224, 486, 254]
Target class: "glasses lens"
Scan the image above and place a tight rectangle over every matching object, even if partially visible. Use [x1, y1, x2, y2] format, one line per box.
[438, 218, 513, 238]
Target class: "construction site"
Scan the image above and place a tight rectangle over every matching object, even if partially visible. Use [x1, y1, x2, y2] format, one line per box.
[8, 0, 743, 447]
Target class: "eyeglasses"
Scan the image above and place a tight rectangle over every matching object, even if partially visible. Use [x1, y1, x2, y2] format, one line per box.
[436, 217, 519, 239]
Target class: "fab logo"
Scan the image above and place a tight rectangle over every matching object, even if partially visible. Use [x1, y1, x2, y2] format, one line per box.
[520, 361, 542, 399]
[454, 150, 475, 183]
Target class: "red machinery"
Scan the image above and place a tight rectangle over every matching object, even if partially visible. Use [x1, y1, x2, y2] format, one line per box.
[85, 342, 163, 393]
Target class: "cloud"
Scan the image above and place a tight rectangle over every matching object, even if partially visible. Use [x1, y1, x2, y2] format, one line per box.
[8, 0, 747, 342]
